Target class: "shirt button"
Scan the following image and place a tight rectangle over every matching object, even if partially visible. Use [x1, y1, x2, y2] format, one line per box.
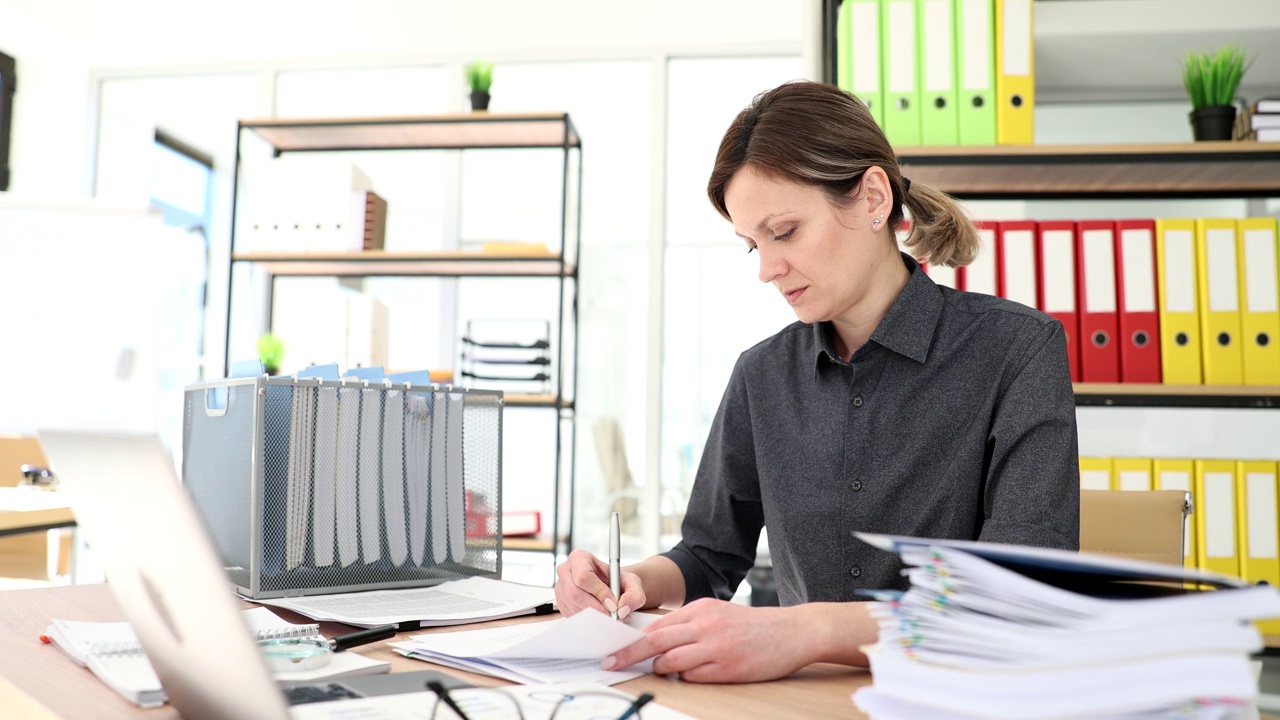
[849, 566, 861, 578]
[853, 395, 863, 407]
[851, 479, 862, 491]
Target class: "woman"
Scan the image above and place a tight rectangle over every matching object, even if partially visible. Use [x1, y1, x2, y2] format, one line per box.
[555, 80, 1078, 683]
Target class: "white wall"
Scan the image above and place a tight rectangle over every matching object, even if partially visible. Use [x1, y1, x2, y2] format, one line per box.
[0, 1, 93, 197]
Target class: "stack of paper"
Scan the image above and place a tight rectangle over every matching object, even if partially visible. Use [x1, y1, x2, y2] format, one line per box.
[851, 533, 1280, 720]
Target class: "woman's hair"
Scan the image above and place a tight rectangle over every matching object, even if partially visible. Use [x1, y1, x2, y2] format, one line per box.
[706, 80, 978, 268]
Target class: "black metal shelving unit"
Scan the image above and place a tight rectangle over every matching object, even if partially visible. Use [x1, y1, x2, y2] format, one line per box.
[224, 112, 583, 558]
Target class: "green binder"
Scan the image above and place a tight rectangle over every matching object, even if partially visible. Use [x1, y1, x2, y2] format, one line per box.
[881, 0, 922, 146]
[848, 0, 885, 128]
[955, 0, 997, 145]
[919, 0, 959, 145]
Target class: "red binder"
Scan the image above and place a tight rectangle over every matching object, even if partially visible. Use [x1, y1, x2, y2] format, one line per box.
[1114, 219, 1162, 383]
[959, 221, 998, 295]
[1036, 221, 1080, 382]
[1076, 220, 1120, 382]
[995, 221, 1039, 309]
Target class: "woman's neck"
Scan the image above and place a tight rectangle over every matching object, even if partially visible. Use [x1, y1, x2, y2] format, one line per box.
[831, 253, 911, 361]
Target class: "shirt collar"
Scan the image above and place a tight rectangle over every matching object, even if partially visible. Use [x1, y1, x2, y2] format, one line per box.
[811, 253, 943, 368]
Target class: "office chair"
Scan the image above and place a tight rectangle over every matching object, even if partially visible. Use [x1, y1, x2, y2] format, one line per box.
[1079, 489, 1192, 567]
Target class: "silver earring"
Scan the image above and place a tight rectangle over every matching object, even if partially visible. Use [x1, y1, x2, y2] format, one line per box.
[872, 213, 884, 228]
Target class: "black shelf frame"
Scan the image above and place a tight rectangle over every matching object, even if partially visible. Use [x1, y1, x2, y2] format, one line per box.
[224, 113, 583, 559]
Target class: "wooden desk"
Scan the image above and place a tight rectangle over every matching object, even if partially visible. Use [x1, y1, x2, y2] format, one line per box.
[0, 506, 75, 537]
[0, 584, 873, 720]
[0, 505, 75, 581]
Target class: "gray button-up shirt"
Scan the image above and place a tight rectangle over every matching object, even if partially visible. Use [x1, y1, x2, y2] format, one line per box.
[662, 254, 1079, 605]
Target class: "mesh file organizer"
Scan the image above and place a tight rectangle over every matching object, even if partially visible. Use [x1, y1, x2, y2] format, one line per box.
[182, 376, 502, 600]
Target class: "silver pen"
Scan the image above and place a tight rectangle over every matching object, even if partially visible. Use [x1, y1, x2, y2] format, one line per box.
[609, 511, 621, 620]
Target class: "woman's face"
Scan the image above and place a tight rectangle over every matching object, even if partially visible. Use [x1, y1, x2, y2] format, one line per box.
[724, 165, 886, 326]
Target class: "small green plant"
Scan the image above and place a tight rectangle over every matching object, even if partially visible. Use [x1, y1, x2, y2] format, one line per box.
[466, 61, 494, 94]
[1181, 45, 1250, 109]
[257, 333, 285, 375]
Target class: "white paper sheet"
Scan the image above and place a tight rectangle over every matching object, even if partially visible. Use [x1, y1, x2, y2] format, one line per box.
[253, 577, 554, 628]
[392, 611, 662, 686]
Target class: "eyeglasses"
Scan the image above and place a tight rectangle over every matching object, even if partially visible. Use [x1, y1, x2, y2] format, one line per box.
[426, 680, 655, 720]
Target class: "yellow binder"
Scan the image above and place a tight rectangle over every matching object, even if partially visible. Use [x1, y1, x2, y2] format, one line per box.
[1155, 219, 1202, 385]
[994, 0, 1033, 144]
[1237, 217, 1280, 385]
[1078, 457, 1113, 492]
[848, 0, 885, 127]
[1113, 458, 1152, 492]
[1195, 218, 1244, 385]
[882, 0, 922, 146]
[918, 0, 959, 144]
[1153, 458, 1196, 569]
[1235, 460, 1280, 584]
[1236, 460, 1280, 634]
[1194, 459, 1240, 578]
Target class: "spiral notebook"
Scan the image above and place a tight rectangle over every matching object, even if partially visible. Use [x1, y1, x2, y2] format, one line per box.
[45, 607, 333, 708]
[46, 607, 317, 667]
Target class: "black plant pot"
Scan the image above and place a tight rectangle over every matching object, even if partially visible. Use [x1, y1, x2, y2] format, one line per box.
[469, 91, 491, 112]
[1189, 105, 1237, 141]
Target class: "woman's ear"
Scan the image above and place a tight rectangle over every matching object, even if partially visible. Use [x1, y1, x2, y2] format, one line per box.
[859, 167, 894, 228]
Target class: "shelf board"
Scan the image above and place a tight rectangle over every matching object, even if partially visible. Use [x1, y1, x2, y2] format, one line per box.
[0, 507, 75, 537]
[1074, 383, 1280, 408]
[504, 394, 572, 409]
[897, 142, 1280, 199]
[502, 535, 556, 553]
[233, 250, 575, 278]
[240, 112, 580, 152]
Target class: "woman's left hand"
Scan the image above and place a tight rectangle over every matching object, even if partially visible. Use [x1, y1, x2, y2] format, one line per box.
[602, 598, 826, 684]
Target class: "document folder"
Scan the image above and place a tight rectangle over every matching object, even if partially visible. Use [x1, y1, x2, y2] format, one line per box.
[955, 0, 997, 145]
[918, 0, 959, 145]
[994, 220, 1037, 309]
[1237, 460, 1280, 633]
[847, 0, 885, 127]
[958, 221, 997, 295]
[1036, 221, 1079, 382]
[1194, 460, 1240, 578]
[1237, 217, 1280, 385]
[882, 0, 922, 146]
[1236, 461, 1280, 587]
[1114, 219, 1161, 383]
[1153, 458, 1196, 569]
[1195, 218, 1244, 385]
[994, 0, 1034, 144]
[1155, 219, 1202, 385]
[1113, 458, 1153, 492]
[1076, 220, 1120, 383]
[1079, 456, 1113, 492]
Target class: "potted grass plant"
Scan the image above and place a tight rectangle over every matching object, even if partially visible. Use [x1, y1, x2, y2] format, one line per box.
[1181, 45, 1250, 141]
[466, 61, 494, 112]
[257, 333, 285, 376]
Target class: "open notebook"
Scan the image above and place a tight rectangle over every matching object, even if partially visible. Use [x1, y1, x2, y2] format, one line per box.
[46, 605, 389, 707]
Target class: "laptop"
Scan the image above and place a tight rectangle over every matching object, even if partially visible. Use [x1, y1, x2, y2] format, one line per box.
[37, 430, 465, 720]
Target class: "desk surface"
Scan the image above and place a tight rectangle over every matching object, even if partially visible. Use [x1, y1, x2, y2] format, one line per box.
[0, 584, 872, 720]
[0, 506, 75, 537]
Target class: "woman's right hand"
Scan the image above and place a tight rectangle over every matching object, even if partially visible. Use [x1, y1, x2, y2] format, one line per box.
[554, 548, 646, 619]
